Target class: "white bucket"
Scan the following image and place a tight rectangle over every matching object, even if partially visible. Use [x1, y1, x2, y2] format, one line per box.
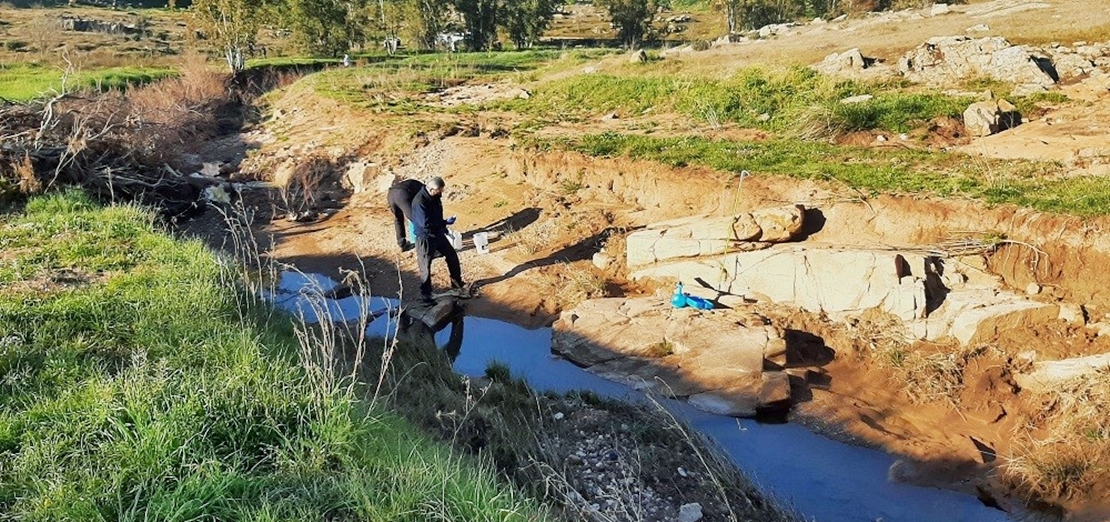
[473, 232, 489, 254]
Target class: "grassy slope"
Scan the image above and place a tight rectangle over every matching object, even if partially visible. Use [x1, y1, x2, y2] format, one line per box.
[0, 191, 549, 521]
[291, 48, 1102, 217]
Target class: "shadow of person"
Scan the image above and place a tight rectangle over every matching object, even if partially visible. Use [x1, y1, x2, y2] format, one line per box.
[397, 312, 465, 364]
[469, 207, 542, 237]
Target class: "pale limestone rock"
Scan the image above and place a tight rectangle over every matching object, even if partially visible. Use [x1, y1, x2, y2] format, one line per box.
[1015, 352, 1110, 392]
[964, 99, 1021, 137]
[1058, 303, 1086, 325]
[946, 299, 1059, 345]
[592, 252, 614, 270]
[751, 204, 806, 242]
[553, 297, 787, 417]
[899, 36, 1056, 87]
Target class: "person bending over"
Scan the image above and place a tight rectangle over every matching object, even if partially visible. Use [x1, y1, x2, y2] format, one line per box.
[411, 176, 464, 304]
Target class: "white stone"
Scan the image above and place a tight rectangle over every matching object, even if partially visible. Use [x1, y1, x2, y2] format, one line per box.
[840, 94, 874, 104]
[751, 204, 806, 242]
[678, 503, 704, 522]
[1025, 282, 1041, 295]
[964, 99, 1020, 137]
[1058, 303, 1086, 325]
[930, 3, 951, 16]
[593, 252, 614, 270]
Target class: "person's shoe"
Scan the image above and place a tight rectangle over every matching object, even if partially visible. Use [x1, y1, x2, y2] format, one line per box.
[420, 295, 437, 306]
[400, 241, 415, 252]
[450, 279, 467, 290]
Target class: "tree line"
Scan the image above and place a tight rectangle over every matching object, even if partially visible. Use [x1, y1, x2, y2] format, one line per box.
[192, 0, 572, 71]
[192, 0, 918, 71]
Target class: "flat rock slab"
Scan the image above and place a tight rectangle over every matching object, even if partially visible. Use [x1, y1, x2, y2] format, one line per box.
[402, 298, 460, 329]
[553, 297, 790, 418]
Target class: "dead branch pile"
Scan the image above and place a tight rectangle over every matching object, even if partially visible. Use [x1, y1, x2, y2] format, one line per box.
[0, 65, 238, 217]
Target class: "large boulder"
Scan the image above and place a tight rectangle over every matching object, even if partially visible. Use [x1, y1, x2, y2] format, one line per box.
[751, 204, 806, 242]
[898, 36, 1057, 88]
[963, 99, 1021, 137]
[552, 297, 792, 417]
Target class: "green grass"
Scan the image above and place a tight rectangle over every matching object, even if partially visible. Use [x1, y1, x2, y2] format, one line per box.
[541, 131, 1110, 216]
[0, 63, 177, 102]
[503, 66, 968, 135]
[0, 190, 550, 521]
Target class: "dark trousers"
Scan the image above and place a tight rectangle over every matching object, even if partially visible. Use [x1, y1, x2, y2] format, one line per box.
[416, 234, 462, 298]
[388, 188, 414, 247]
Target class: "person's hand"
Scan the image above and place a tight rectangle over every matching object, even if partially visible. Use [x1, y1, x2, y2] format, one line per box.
[445, 216, 457, 225]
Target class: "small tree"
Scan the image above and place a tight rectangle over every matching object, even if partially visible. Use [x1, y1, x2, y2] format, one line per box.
[192, 0, 263, 72]
[287, 0, 369, 56]
[597, 0, 667, 49]
[403, 0, 450, 50]
[713, 0, 742, 34]
[454, 0, 498, 51]
[501, 0, 558, 49]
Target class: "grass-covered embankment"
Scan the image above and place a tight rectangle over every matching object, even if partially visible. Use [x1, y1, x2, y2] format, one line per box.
[534, 132, 1110, 216]
[0, 191, 549, 521]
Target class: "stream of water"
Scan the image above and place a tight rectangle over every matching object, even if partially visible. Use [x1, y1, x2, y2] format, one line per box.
[266, 272, 1010, 522]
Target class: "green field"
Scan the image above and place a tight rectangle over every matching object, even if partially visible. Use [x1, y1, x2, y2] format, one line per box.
[0, 63, 177, 101]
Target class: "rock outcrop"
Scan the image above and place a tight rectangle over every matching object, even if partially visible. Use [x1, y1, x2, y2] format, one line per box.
[897, 36, 1057, 89]
[630, 241, 1060, 346]
[552, 298, 795, 417]
[625, 206, 805, 267]
[1015, 352, 1110, 393]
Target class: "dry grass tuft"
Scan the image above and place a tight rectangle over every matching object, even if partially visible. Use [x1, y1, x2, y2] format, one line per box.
[1005, 372, 1110, 503]
[554, 262, 609, 304]
[506, 219, 559, 256]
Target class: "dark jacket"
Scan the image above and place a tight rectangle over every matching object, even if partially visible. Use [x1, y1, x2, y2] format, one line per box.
[389, 179, 424, 203]
[411, 187, 447, 239]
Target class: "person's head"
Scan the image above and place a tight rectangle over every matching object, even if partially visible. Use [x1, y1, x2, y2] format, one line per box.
[427, 176, 445, 197]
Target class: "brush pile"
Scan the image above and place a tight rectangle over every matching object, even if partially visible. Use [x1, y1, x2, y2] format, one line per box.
[0, 65, 239, 216]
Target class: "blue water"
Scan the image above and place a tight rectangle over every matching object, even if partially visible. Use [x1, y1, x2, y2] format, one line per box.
[267, 272, 1011, 522]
